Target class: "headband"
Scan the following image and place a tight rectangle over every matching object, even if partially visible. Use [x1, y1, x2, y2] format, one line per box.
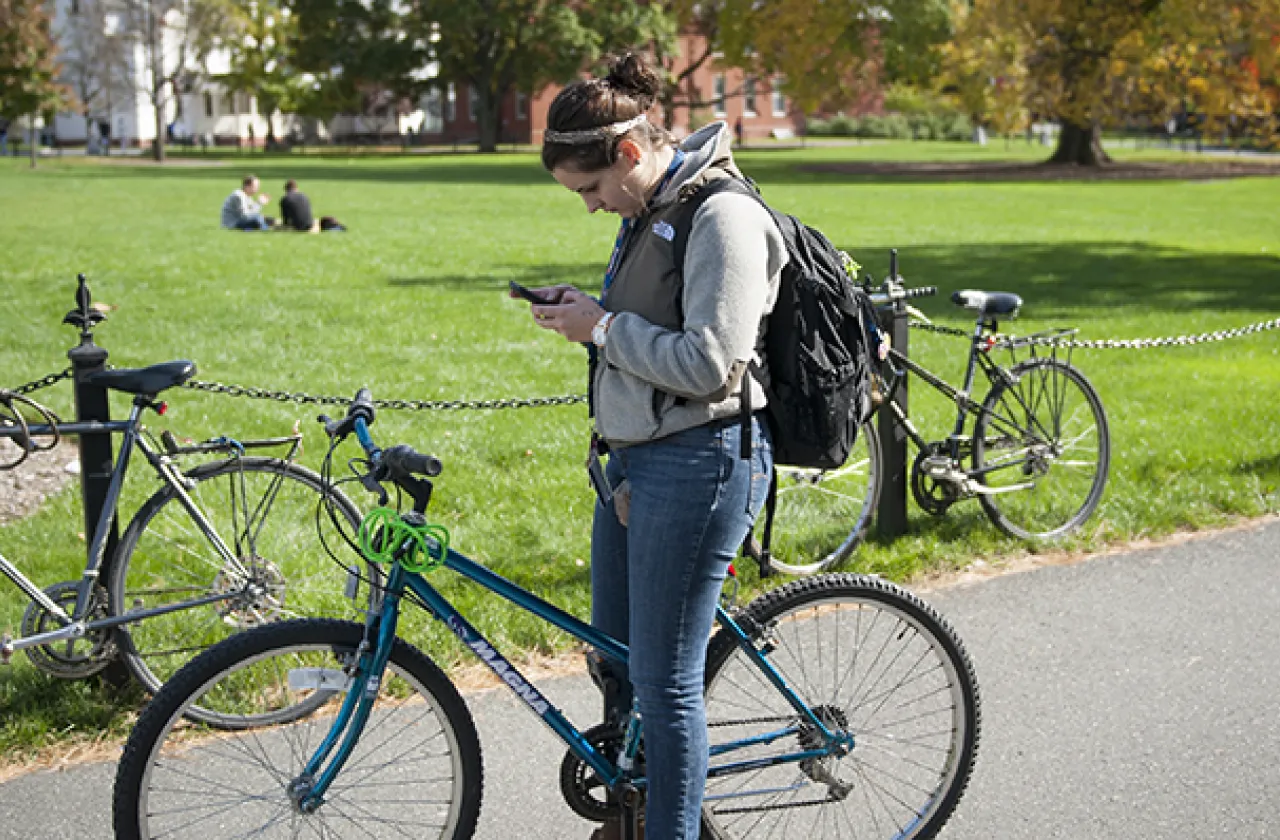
[543, 114, 648, 145]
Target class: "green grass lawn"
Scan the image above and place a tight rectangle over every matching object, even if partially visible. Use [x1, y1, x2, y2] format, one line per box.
[1, 141, 1278, 763]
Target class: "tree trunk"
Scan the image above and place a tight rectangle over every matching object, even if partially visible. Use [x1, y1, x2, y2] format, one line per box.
[153, 99, 166, 162]
[29, 121, 37, 169]
[1049, 120, 1110, 166]
[476, 85, 503, 153]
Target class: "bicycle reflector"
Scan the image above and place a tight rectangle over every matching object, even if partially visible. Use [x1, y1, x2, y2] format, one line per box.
[156, 402, 168, 416]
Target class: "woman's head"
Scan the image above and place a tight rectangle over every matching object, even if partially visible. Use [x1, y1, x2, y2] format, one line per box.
[543, 53, 675, 218]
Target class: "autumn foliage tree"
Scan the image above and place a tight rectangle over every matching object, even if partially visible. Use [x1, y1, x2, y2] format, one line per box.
[0, 0, 70, 167]
[946, 0, 1280, 164]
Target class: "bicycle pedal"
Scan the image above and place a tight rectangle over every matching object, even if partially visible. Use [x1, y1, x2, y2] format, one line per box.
[1, 633, 13, 665]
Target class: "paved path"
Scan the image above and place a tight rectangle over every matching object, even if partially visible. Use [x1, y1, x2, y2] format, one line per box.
[2, 519, 1277, 840]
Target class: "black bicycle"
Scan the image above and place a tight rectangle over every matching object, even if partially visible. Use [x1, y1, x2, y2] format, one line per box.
[0, 370, 374, 727]
[762, 278, 1111, 574]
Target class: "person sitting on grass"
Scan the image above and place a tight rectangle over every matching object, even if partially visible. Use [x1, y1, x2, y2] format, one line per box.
[220, 175, 274, 231]
[280, 179, 347, 233]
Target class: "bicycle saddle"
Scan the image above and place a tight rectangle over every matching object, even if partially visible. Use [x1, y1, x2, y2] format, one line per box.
[83, 360, 197, 396]
[951, 290, 1022, 318]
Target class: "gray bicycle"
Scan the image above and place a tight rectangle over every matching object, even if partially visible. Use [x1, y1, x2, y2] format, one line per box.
[0, 369, 373, 727]
[761, 278, 1110, 574]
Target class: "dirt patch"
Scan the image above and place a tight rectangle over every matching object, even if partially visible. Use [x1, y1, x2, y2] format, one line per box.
[799, 159, 1280, 182]
[0, 439, 79, 526]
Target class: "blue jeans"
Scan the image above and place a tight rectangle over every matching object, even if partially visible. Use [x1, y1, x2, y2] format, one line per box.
[233, 216, 270, 231]
[592, 415, 772, 840]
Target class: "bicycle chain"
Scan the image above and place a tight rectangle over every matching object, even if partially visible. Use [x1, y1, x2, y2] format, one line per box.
[910, 317, 1280, 349]
[183, 378, 587, 411]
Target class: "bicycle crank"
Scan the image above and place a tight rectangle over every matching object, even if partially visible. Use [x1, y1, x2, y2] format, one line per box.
[20, 580, 117, 678]
[560, 722, 633, 822]
[911, 445, 966, 516]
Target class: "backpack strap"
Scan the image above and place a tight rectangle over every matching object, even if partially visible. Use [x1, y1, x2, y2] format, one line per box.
[670, 177, 770, 463]
[670, 177, 761, 273]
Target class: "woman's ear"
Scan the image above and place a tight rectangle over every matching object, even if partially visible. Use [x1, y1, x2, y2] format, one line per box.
[617, 138, 643, 167]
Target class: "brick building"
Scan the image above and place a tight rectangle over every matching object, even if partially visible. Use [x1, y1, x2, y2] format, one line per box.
[422, 38, 806, 146]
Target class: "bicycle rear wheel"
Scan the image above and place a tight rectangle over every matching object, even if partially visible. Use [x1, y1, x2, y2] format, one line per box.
[109, 457, 375, 727]
[756, 422, 882, 575]
[113, 619, 483, 840]
[972, 359, 1110, 539]
[701, 575, 979, 840]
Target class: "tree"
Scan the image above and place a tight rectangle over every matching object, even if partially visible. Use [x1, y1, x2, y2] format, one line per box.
[0, 0, 70, 167]
[58, 0, 132, 153]
[118, 0, 229, 161]
[290, 0, 428, 144]
[216, 0, 307, 147]
[643, 0, 953, 129]
[947, 0, 1280, 164]
[420, 0, 669, 152]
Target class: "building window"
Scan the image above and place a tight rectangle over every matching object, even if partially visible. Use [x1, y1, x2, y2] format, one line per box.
[204, 92, 214, 118]
[224, 93, 236, 115]
[713, 74, 726, 118]
[744, 78, 757, 117]
[445, 83, 456, 122]
[71, 0, 80, 14]
[249, 96, 257, 115]
[467, 85, 480, 123]
[515, 92, 527, 120]
[772, 80, 787, 117]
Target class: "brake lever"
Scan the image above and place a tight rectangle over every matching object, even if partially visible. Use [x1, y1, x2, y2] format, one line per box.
[356, 461, 389, 506]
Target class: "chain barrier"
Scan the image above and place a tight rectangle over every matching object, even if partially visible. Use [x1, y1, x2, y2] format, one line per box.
[911, 316, 1280, 349]
[10, 315, 1277, 411]
[7, 368, 73, 396]
[182, 378, 587, 411]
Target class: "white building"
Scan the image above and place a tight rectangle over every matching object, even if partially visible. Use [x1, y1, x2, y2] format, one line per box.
[48, 0, 440, 149]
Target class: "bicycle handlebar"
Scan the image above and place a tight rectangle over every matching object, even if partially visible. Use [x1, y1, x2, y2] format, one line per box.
[318, 390, 443, 488]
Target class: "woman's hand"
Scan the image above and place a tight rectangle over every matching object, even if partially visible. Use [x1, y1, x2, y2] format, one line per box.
[530, 288, 606, 344]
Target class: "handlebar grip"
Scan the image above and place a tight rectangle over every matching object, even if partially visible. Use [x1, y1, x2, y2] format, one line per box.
[349, 388, 376, 427]
[382, 444, 443, 478]
[905, 286, 938, 299]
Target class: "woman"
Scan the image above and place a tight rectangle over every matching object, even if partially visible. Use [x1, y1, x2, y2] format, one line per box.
[522, 53, 787, 840]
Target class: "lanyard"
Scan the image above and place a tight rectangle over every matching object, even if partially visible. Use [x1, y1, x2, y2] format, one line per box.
[601, 148, 686, 301]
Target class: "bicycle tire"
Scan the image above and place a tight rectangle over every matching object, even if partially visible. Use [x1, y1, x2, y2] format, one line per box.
[759, 421, 882, 575]
[113, 618, 483, 840]
[972, 359, 1110, 540]
[700, 574, 980, 840]
[108, 457, 375, 727]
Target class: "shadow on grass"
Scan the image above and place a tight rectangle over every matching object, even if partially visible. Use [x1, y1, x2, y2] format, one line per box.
[392, 243, 1280, 315]
[390, 263, 605, 295]
[842, 241, 1280, 316]
[40, 151, 1280, 189]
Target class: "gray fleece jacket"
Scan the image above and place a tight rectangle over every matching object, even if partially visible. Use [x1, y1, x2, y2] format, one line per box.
[595, 122, 788, 446]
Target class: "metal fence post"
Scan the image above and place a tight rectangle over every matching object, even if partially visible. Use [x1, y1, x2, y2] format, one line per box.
[875, 251, 910, 539]
[63, 274, 119, 570]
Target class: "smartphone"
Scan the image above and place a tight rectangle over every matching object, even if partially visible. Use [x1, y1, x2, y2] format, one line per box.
[509, 280, 554, 305]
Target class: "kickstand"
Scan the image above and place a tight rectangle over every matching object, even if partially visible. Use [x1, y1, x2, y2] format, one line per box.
[619, 784, 643, 840]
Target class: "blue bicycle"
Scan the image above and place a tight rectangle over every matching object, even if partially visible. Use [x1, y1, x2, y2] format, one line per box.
[112, 391, 981, 840]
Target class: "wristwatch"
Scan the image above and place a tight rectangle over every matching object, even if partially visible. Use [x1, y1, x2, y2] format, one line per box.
[592, 312, 615, 348]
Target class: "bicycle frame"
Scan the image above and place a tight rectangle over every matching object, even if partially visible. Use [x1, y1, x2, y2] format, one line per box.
[0, 400, 288, 661]
[293, 543, 852, 809]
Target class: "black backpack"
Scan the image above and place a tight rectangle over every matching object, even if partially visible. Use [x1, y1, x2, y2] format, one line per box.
[671, 177, 881, 573]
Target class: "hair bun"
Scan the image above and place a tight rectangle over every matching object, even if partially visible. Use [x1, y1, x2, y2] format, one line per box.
[604, 53, 662, 108]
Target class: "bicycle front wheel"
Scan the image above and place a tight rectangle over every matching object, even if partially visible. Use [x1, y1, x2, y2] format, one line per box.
[701, 575, 980, 840]
[113, 619, 483, 840]
[109, 457, 374, 726]
[757, 421, 882, 575]
[972, 359, 1110, 539]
